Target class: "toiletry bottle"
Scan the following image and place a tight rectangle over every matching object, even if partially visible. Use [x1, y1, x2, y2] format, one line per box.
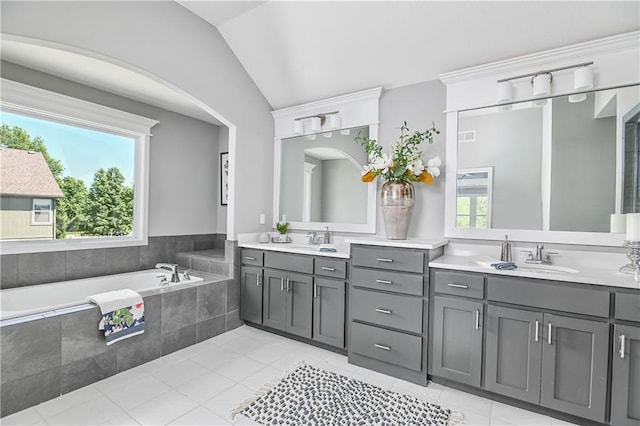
[324, 226, 331, 244]
[500, 235, 512, 262]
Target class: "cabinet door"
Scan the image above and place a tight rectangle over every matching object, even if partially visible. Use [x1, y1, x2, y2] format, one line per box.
[313, 278, 345, 348]
[240, 266, 263, 324]
[540, 314, 608, 423]
[285, 272, 313, 339]
[263, 270, 287, 331]
[484, 305, 543, 404]
[432, 296, 483, 387]
[611, 324, 640, 426]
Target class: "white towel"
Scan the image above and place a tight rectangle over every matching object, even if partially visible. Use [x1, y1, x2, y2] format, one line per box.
[87, 289, 145, 345]
[87, 289, 143, 314]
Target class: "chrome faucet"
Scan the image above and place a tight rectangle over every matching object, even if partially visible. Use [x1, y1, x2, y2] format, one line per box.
[306, 232, 323, 245]
[522, 244, 557, 265]
[155, 263, 181, 283]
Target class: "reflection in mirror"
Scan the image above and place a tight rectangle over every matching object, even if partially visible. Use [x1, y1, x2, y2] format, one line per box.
[280, 127, 368, 224]
[456, 85, 640, 234]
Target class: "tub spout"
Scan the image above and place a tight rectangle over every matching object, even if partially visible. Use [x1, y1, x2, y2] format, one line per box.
[155, 263, 181, 283]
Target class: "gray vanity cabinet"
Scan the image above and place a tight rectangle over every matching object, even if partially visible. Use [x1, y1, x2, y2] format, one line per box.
[240, 266, 263, 324]
[312, 277, 346, 348]
[484, 305, 543, 404]
[432, 296, 484, 387]
[263, 269, 313, 338]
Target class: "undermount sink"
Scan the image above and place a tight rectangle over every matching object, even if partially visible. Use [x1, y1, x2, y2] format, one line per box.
[516, 263, 579, 274]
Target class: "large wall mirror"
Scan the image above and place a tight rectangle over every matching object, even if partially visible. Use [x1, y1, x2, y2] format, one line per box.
[445, 84, 640, 246]
[274, 126, 377, 233]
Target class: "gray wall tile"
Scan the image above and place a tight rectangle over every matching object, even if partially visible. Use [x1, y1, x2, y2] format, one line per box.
[65, 249, 106, 280]
[140, 239, 169, 269]
[0, 255, 18, 289]
[197, 281, 226, 322]
[17, 251, 66, 285]
[105, 246, 141, 274]
[61, 307, 109, 364]
[226, 309, 243, 331]
[161, 288, 197, 333]
[115, 294, 162, 372]
[61, 351, 116, 394]
[196, 315, 225, 343]
[0, 367, 60, 417]
[193, 235, 215, 251]
[162, 324, 196, 355]
[1, 317, 61, 384]
[226, 279, 240, 312]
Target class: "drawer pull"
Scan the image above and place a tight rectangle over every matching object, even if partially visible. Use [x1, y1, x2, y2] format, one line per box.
[620, 334, 626, 359]
[475, 310, 480, 330]
[534, 320, 539, 342]
[447, 283, 469, 289]
[375, 308, 392, 315]
[376, 279, 393, 285]
[376, 258, 394, 263]
[374, 343, 391, 351]
[245, 256, 256, 261]
[548, 322, 552, 345]
[321, 266, 336, 272]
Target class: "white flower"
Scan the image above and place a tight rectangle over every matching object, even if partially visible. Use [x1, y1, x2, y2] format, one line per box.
[426, 156, 441, 177]
[370, 153, 393, 173]
[408, 158, 425, 176]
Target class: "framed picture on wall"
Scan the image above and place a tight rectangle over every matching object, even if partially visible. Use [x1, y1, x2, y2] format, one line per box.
[221, 152, 229, 206]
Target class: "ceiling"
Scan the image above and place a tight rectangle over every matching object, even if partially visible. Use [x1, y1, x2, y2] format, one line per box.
[2, 1, 638, 125]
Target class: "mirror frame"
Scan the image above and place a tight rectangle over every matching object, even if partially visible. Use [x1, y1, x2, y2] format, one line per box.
[444, 84, 638, 247]
[271, 87, 383, 234]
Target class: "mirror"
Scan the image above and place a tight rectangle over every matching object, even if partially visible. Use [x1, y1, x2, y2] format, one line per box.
[447, 84, 640, 245]
[276, 126, 376, 233]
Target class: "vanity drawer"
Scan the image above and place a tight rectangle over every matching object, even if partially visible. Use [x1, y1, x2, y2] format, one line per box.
[433, 270, 484, 299]
[487, 276, 610, 318]
[241, 249, 263, 267]
[315, 258, 347, 279]
[350, 321, 422, 371]
[264, 251, 313, 274]
[351, 267, 423, 296]
[615, 292, 640, 322]
[351, 246, 424, 273]
[351, 288, 422, 334]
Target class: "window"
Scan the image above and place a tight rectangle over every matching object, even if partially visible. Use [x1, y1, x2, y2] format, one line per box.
[456, 168, 493, 229]
[32, 199, 53, 225]
[0, 79, 158, 254]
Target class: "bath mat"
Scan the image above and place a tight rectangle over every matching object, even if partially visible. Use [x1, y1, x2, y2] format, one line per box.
[232, 363, 462, 425]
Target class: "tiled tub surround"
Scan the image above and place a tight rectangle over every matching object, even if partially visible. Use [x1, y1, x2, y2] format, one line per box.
[0, 233, 228, 290]
[0, 271, 242, 417]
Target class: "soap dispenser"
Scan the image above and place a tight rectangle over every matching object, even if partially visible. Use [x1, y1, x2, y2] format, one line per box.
[500, 235, 512, 262]
[323, 226, 331, 244]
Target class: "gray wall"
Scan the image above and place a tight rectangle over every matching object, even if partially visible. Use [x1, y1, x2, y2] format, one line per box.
[1, 0, 274, 239]
[1, 61, 220, 237]
[551, 94, 616, 232]
[377, 80, 447, 239]
[458, 108, 543, 230]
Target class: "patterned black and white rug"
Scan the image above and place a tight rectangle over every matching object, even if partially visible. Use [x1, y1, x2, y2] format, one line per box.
[232, 363, 462, 425]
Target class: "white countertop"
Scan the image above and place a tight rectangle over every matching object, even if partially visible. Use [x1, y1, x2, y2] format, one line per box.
[345, 237, 449, 250]
[430, 244, 640, 290]
[239, 241, 350, 259]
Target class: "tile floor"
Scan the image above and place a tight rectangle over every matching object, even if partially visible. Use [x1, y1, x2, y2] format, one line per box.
[2, 326, 577, 426]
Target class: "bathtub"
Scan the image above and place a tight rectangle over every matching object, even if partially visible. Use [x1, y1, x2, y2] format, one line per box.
[0, 269, 203, 323]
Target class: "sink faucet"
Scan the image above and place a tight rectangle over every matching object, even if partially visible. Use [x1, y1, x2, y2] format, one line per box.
[522, 244, 558, 265]
[155, 263, 181, 283]
[306, 232, 323, 245]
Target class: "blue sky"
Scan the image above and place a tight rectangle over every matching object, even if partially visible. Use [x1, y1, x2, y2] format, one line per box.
[1, 111, 134, 185]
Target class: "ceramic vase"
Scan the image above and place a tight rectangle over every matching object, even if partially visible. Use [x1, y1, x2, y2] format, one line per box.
[380, 181, 415, 240]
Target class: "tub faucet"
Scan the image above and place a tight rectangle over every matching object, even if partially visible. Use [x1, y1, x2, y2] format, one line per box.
[155, 263, 181, 283]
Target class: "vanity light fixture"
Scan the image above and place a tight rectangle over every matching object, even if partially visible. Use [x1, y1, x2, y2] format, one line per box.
[293, 111, 340, 135]
[496, 61, 594, 103]
[340, 129, 351, 136]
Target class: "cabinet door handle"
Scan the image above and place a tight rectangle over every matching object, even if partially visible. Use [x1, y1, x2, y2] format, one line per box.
[376, 258, 394, 263]
[257, 275, 262, 287]
[314, 283, 318, 298]
[534, 320, 539, 342]
[245, 256, 256, 261]
[448, 283, 469, 289]
[321, 266, 336, 272]
[286, 278, 291, 292]
[548, 322, 552, 345]
[280, 277, 285, 292]
[620, 334, 626, 359]
[374, 343, 391, 351]
[475, 310, 480, 330]
[376, 279, 392, 285]
[375, 308, 392, 315]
